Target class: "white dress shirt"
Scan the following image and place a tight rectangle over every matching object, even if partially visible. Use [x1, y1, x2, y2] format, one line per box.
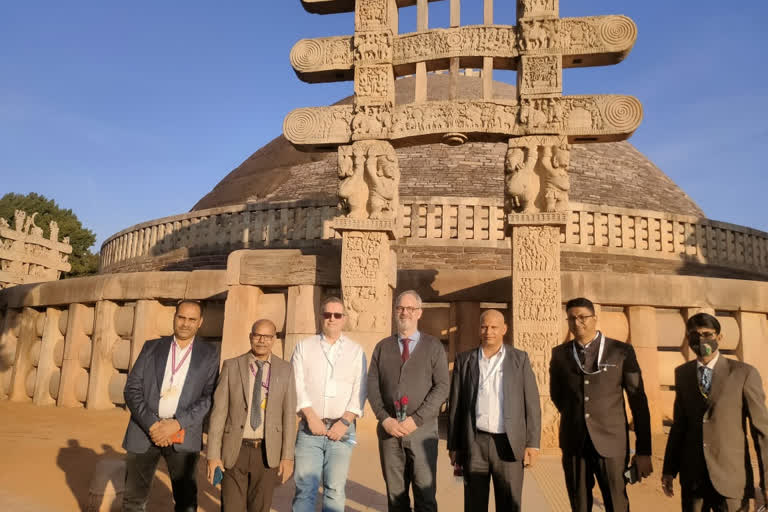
[696, 351, 720, 371]
[158, 337, 195, 419]
[476, 345, 506, 434]
[292, 333, 367, 419]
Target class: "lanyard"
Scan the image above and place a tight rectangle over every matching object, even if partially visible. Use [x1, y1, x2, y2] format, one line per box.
[479, 346, 505, 389]
[170, 341, 193, 386]
[250, 362, 271, 392]
[572, 332, 605, 375]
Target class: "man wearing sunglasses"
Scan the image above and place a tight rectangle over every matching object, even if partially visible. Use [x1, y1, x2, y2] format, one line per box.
[290, 297, 367, 512]
[207, 319, 297, 512]
[662, 312, 768, 511]
[550, 297, 653, 512]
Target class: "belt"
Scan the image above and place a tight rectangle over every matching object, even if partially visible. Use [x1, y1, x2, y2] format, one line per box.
[321, 418, 341, 426]
[241, 438, 263, 447]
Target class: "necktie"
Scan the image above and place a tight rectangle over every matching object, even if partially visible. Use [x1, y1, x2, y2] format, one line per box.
[401, 338, 411, 363]
[251, 360, 265, 430]
[698, 366, 712, 397]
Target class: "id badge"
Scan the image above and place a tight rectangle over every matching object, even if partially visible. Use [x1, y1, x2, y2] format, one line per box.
[324, 379, 337, 398]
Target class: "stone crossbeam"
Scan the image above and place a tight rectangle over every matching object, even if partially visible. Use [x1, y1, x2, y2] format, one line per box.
[291, 16, 637, 82]
[301, 0, 444, 15]
[284, 95, 642, 148]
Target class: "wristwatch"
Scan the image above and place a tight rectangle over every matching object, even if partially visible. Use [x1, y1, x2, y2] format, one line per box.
[339, 418, 351, 427]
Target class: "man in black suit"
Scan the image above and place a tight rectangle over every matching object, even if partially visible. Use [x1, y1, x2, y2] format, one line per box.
[122, 300, 220, 512]
[550, 297, 653, 512]
[448, 309, 541, 512]
[662, 312, 768, 511]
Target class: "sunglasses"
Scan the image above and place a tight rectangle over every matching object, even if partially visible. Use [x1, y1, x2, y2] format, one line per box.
[323, 312, 344, 319]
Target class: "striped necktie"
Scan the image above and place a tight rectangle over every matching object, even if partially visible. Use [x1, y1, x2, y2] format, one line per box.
[698, 366, 712, 397]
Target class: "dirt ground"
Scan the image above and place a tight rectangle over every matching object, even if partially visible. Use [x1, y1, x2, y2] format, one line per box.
[0, 400, 726, 511]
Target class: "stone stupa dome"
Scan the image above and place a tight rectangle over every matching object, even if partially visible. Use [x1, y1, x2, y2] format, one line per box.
[193, 74, 702, 218]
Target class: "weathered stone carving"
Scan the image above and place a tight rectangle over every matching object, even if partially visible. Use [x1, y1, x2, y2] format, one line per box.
[505, 145, 539, 213]
[290, 17, 636, 79]
[355, 0, 388, 32]
[541, 144, 571, 212]
[338, 140, 400, 220]
[519, 19, 560, 51]
[520, 55, 562, 96]
[0, 209, 72, 288]
[518, 0, 558, 19]
[354, 65, 394, 99]
[286, 96, 642, 148]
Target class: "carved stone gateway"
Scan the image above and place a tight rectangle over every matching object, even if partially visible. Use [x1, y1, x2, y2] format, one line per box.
[286, 0, 641, 448]
[0, 210, 72, 289]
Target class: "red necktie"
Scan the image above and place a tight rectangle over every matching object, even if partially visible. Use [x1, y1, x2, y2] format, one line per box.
[402, 338, 411, 363]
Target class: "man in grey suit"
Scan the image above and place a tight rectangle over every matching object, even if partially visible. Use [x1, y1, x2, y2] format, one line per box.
[662, 312, 768, 511]
[207, 319, 297, 512]
[122, 300, 220, 512]
[368, 290, 450, 512]
[448, 309, 541, 512]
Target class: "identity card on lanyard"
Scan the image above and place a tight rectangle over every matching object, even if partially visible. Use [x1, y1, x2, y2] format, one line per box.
[162, 341, 193, 398]
[572, 331, 606, 375]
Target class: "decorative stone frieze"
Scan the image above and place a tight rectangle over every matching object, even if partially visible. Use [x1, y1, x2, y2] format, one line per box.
[285, 95, 642, 147]
[290, 16, 637, 80]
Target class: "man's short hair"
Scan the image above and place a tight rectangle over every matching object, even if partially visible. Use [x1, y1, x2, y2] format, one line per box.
[565, 297, 595, 314]
[686, 312, 721, 334]
[251, 318, 277, 334]
[320, 296, 345, 313]
[395, 290, 422, 308]
[175, 299, 204, 317]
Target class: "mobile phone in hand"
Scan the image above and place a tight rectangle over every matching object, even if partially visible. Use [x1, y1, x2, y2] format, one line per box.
[213, 466, 223, 486]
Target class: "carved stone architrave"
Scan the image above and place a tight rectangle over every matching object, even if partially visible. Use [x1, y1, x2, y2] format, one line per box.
[332, 218, 396, 337]
[284, 95, 643, 148]
[507, 213, 567, 449]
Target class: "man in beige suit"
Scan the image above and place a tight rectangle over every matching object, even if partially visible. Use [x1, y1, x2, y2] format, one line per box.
[662, 312, 768, 511]
[207, 319, 297, 512]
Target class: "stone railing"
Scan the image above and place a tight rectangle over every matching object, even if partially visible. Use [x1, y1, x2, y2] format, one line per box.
[100, 198, 768, 276]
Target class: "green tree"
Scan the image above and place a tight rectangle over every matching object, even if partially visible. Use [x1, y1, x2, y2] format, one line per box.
[0, 192, 99, 277]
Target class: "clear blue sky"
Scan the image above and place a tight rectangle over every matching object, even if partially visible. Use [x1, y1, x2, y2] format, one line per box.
[2, 1, 766, 250]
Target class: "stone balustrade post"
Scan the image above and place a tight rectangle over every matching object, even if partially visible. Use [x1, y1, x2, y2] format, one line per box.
[86, 300, 119, 410]
[58, 303, 94, 407]
[627, 306, 663, 434]
[8, 307, 42, 402]
[33, 307, 63, 406]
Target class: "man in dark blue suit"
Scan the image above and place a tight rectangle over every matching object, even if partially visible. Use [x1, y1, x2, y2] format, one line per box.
[122, 300, 220, 512]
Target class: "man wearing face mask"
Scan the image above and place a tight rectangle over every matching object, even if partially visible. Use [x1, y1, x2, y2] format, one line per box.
[662, 312, 768, 511]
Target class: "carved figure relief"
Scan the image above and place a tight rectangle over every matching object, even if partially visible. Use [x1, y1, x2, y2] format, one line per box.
[355, 65, 393, 99]
[505, 145, 539, 213]
[519, 19, 560, 51]
[338, 140, 400, 220]
[514, 225, 559, 271]
[356, 0, 388, 32]
[518, 0, 558, 19]
[354, 32, 392, 62]
[541, 144, 571, 212]
[560, 19, 599, 50]
[521, 55, 561, 95]
[351, 104, 392, 140]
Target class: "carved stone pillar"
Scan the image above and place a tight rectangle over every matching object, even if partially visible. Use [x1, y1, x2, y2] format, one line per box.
[332, 218, 396, 353]
[508, 210, 567, 450]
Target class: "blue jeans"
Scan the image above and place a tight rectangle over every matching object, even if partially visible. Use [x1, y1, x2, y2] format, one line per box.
[292, 421, 356, 512]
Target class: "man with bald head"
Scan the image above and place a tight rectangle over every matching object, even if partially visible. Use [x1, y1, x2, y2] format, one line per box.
[448, 309, 541, 512]
[207, 319, 297, 512]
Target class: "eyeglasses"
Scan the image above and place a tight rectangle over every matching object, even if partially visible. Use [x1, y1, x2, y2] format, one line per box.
[567, 315, 595, 324]
[395, 306, 420, 314]
[322, 312, 344, 320]
[689, 331, 718, 340]
[249, 333, 274, 341]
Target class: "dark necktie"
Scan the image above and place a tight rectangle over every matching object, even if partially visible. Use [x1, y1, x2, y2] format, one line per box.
[402, 338, 411, 363]
[251, 360, 265, 430]
[698, 366, 712, 397]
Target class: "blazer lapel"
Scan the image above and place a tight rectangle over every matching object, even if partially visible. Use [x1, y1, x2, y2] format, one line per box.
[178, 339, 203, 406]
[468, 349, 479, 426]
[707, 355, 730, 407]
[238, 355, 251, 404]
[503, 346, 518, 399]
[154, 337, 172, 392]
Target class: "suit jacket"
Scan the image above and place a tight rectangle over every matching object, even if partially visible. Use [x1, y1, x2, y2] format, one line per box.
[123, 337, 220, 453]
[207, 352, 297, 469]
[447, 346, 541, 463]
[367, 333, 450, 439]
[663, 356, 768, 499]
[549, 336, 651, 458]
